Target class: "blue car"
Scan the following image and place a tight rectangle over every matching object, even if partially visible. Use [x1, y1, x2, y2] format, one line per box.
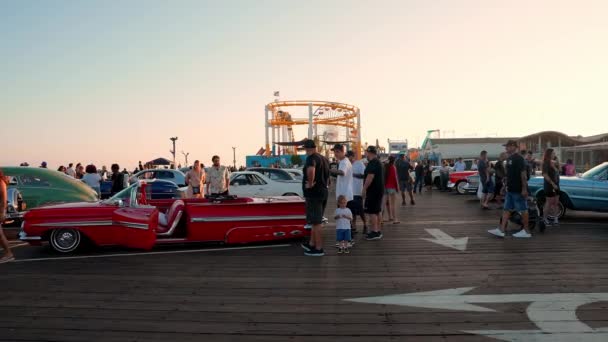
[528, 162, 608, 218]
[100, 179, 180, 200]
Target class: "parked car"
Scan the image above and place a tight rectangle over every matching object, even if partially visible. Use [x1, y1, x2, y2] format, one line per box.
[447, 171, 478, 194]
[283, 168, 303, 181]
[130, 169, 186, 187]
[528, 162, 608, 219]
[229, 171, 303, 197]
[3, 187, 26, 226]
[464, 173, 481, 194]
[19, 180, 307, 253]
[101, 179, 180, 200]
[1, 167, 98, 209]
[247, 167, 299, 182]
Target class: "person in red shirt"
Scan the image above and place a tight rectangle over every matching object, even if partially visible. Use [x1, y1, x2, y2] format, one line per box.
[384, 156, 400, 224]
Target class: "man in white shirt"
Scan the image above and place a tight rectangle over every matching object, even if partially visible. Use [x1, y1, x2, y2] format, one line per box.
[66, 163, 76, 178]
[454, 157, 466, 172]
[346, 150, 367, 234]
[330, 144, 353, 202]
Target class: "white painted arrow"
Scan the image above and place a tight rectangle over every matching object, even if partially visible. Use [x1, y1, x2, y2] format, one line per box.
[421, 228, 468, 251]
[345, 287, 608, 339]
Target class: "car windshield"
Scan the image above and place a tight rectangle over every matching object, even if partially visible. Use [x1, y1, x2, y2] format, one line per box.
[102, 183, 137, 205]
[581, 163, 608, 180]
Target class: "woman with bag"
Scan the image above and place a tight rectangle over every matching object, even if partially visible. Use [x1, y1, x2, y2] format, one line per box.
[185, 160, 205, 198]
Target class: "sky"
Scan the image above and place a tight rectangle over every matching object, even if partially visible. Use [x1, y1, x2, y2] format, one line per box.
[1, 0, 607, 169]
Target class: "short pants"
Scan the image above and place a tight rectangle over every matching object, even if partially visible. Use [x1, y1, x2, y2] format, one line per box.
[399, 180, 412, 192]
[305, 194, 328, 225]
[364, 193, 383, 214]
[347, 196, 363, 216]
[504, 192, 528, 213]
[336, 229, 352, 242]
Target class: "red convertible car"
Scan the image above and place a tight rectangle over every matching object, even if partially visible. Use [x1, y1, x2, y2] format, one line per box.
[447, 171, 478, 194]
[19, 180, 307, 253]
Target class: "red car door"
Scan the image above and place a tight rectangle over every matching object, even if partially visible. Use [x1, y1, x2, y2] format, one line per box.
[112, 207, 158, 250]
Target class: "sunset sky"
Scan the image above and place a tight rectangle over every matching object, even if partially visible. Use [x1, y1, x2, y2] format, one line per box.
[2, 0, 607, 169]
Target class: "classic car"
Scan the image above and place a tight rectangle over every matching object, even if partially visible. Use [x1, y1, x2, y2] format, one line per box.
[101, 178, 180, 200]
[19, 180, 307, 253]
[229, 171, 303, 197]
[283, 168, 304, 181]
[3, 187, 26, 226]
[464, 173, 481, 194]
[130, 169, 186, 187]
[247, 167, 299, 183]
[1, 167, 98, 209]
[447, 171, 478, 194]
[528, 162, 608, 219]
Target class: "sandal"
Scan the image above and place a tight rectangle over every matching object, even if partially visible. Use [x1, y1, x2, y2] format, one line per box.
[0, 255, 15, 264]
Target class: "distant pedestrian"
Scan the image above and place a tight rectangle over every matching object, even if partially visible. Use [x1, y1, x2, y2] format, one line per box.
[363, 146, 385, 241]
[563, 159, 576, 176]
[206, 155, 230, 196]
[138, 161, 144, 171]
[488, 140, 531, 238]
[454, 157, 466, 171]
[0, 169, 15, 263]
[493, 152, 508, 206]
[414, 161, 424, 194]
[335, 195, 353, 254]
[75, 163, 85, 179]
[542, 148, 560, 226]
[347, 151, 367, 235]
[100, 166, 108, 181]
[57, 165, 67, 173]
[384, 156, 400, 224]
[424, 161, 433, 191]
[66, 163, 76, 178]
[40, 161, 47, 169]
[440, 161, 450, 191]
[478, 151, 493, 209]
[396, 154, 415, 205]
[82, 164, 102, 197]
[471, 159, 478, 171]
[185, 160, 205, 198]
[300, 139, 330, 256]
[110, 164, 129, 195]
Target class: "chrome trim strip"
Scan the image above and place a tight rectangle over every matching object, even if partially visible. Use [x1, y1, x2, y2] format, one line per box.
[191, 215, 306, 223]
[223, 224, 305, 242]
[114, 221, 149, 230]
[31, 221, 113, 227]
[19, 231, 42, 241]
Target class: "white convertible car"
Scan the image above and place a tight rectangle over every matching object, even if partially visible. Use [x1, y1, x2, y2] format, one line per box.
[229, 171, 303, 197]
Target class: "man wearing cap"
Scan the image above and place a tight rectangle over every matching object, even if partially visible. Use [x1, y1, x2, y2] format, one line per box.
[300, 139, 330, 256]
[347, 151, 367, 234]
[488, 140, 532, 238]
[362, 146, 385, 240]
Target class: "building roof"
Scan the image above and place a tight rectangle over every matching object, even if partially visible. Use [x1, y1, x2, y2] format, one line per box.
[562, 141, 608, 151]
[520, 131, 608, 145]
[426, 137, 516, 145]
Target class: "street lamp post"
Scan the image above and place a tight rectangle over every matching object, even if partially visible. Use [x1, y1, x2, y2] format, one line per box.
[232, 147, 236, 169]
[181, 151, 189, 167]
[170, 137, 178, 169]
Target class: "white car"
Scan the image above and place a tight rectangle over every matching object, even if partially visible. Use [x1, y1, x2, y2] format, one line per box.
[283, 168, 303, 181]
[229, 171, 303, 197]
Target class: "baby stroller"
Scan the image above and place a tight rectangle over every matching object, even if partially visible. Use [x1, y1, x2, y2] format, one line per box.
[499, 197, 541, 232]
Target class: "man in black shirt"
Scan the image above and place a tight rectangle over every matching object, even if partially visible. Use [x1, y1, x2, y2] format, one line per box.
[488, 140, 531, 238]
[300, 139, 330, 256]
[396, 154, 415, 205]
[362, 146, 385, 240]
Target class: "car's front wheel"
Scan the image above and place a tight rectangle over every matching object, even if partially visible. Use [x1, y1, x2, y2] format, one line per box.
[49, 228, 82, 253]
[456, 181, 467, 195]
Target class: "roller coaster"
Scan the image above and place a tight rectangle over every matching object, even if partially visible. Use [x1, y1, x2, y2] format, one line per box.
[264, 100, 362, 159]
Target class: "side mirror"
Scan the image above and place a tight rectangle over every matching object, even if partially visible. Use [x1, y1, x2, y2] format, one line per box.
[118, 199, 125, 207]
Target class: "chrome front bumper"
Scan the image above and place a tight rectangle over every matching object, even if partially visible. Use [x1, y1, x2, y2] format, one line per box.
[19, 230, 42, 241]
[447, 182, 456, 189]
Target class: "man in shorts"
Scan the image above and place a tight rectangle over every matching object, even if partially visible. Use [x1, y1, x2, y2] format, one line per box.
[347, 151, 367, 234]
[478, 150, 493, 209]
[396, 154, 415, 205]
[362, 146, 385, 241]
[488, 140, 532, 238]
[300, 139, 330, 256]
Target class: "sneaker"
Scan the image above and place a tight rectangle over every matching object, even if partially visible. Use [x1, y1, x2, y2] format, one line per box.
[301, 241, 313, 252]
[513, 230, 532, 238]
[304, 248, 325, 256]
[338, 247, 344, 254]
[488, 228, 505, 238]
[348, 240, 355, 247]
[344, 248, 350, 254]
[366, 231, 383, 241]
[543, 218, 553, 226]
[304, 223, 312, 230]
